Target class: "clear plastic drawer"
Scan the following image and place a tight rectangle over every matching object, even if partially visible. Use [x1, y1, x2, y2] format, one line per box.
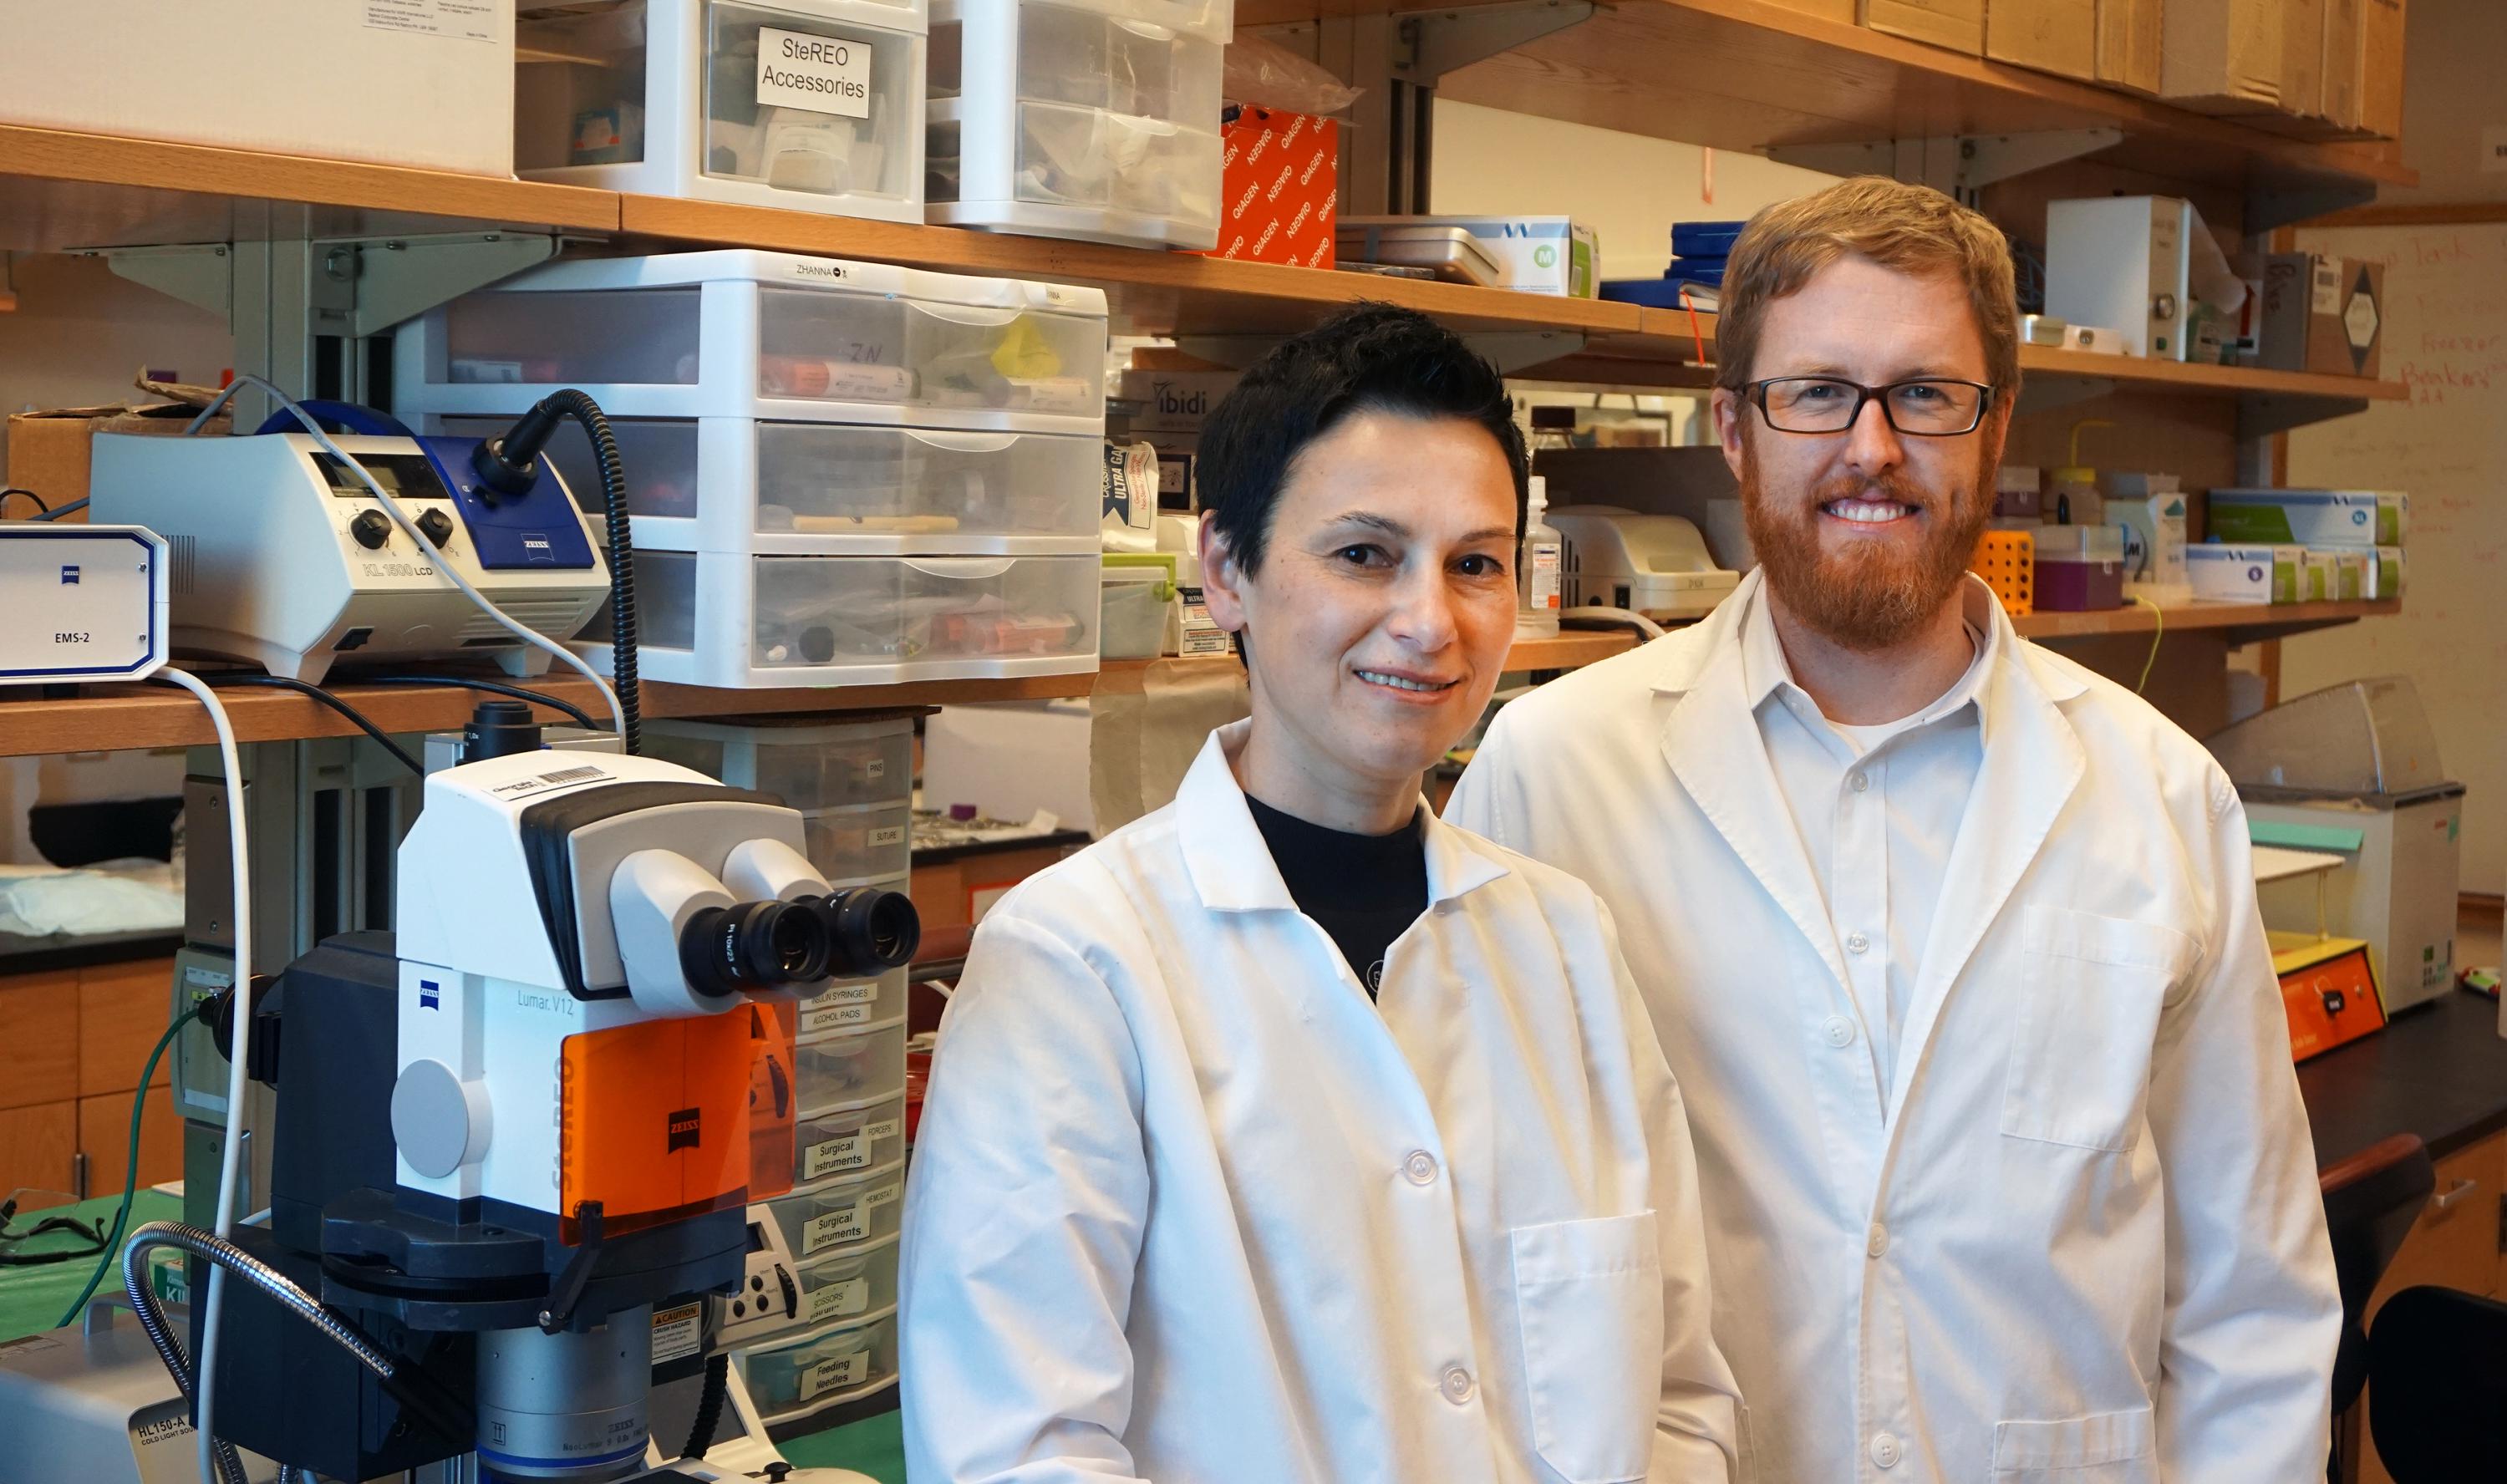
[762, 1161, 906, 1257]
[644, 715, 913, 810]
[794, 1095, 908, 1182]
[796, 968, 909, 1036]
[802, 800, 913, 881]
[742, 1309, 900, 1420]
[795, 1019, 908, 1112]
[793, 1233, 902, 1327]
[397, 251, 1108, 435]
[1013, 103, 1219, 231]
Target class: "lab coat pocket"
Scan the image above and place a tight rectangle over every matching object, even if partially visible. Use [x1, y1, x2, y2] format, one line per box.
[2000, 907, 2195, 1152]
[1511, 1211, 1665, 1484]
[1991, 1407, 2156, 1480]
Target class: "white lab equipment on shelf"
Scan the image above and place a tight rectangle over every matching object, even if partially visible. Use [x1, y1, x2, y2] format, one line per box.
[516, 0, 928, 223]
[395, 251, 1110, 436]
[437, 414, 1104, 555]
[586, 547, 1100, 687]
[926, 0, 1229, 248]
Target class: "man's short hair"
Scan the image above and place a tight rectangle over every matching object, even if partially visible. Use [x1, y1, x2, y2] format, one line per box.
[1198, 302, 1528, 577]
[1713, 176, 2021, 400]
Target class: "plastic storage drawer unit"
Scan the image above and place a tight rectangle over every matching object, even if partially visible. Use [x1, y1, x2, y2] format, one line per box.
[795, 968, 909, 1036]
[794, 1095, 909, 1182]
[395, 251, 1109, 435]
[516, 0, 928, 223]
[592, 547, 1101, 688]
[927, 0, 1228, 248]
[801, 800, 913, 880]
[432, 417, 1105, 556]
[764, 1161, 908, 1257]
[793, 1234, 902, 1328]
[644, 715, 913, 811]
[742, 1310, 900, 1421]
[796, 1019, 911, 1110]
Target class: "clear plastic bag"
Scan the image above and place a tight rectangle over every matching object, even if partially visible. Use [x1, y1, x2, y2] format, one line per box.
[1222, 33, 1362, 114]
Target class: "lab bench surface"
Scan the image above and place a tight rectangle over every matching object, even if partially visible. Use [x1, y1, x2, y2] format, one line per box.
[0, 927, 179, 977]
[2297, 988, 2507, 1167]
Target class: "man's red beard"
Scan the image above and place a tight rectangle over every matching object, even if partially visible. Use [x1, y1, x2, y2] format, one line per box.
[1738, 447, 1993, 653]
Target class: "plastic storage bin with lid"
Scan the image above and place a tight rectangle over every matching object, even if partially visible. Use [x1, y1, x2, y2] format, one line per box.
[515, 0, 928, 222]
[394, 251, 1109, 436]
[793, 1095, 909, 1183]
[796, 1019, 911, 1111]
[763, 1160, 908, 1257]
[644, 715, 913, 811]
[585, 546, 1100, 687]
[741, 1309, 901, 1421]
[433, 414, 1106, 556]
[796, 967, 909, 1036]
[926, 0, 1230, 248]
[792, 1233, 902, 1329]
[802, 800, 913, 880]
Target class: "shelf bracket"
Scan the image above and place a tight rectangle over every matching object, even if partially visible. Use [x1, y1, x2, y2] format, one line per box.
[2237, 392, 2372, 440]
[1396, 0, 1595, 84]
[97, 242, 236, 318]
[2245, 178, 2381, 235]
[1769, 128, 2123, 200]
[2014, 375, 2117, 416]
[1172, 328, 1586, 374]
[335, 232, 564, 339]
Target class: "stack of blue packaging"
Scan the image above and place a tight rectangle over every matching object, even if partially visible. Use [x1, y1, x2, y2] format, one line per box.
[1600, 220, 1746, 308]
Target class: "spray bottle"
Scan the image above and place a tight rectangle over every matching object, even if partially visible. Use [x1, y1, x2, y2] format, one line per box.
[1517, 474, 1563, 639]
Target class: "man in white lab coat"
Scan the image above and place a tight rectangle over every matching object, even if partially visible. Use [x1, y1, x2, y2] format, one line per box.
[901, 304, 1738, 1483]
[1451, 179, 2339, 1483]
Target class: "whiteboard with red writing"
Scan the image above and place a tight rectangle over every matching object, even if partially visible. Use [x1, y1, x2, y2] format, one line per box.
[2284, 221, 2507, 900]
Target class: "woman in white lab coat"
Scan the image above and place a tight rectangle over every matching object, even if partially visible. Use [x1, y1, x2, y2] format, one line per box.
[899, 305, 1737, 1484]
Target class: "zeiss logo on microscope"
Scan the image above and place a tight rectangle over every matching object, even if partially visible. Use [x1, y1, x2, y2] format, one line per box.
[667, 1107, 703, 1153]
[419, 979, 441, 1010]
[59, 565, 79, 585]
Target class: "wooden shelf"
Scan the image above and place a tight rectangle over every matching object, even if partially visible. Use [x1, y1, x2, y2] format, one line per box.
[0, 124, 616, 252]
[0, 670, 1093, 761]
[1240, 0, 2412, 203]
[2014, 598, 2400, 644]
[1507, 629, 1642, 669]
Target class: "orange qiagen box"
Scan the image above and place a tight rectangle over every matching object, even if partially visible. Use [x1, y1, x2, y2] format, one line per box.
[1193, 105, 1338, 268]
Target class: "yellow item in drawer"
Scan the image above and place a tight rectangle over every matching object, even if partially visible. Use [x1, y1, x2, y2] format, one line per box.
[991, 316, 1066, 379]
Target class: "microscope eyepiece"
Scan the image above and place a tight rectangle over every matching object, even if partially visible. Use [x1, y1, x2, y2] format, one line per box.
[678, 898, 833, 997]
[799, 885, 922, 979]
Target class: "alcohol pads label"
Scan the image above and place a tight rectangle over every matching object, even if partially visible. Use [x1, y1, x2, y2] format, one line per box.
[757, 29, 873, 119]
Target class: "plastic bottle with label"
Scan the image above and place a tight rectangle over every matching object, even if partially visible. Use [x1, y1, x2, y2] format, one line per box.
[1517, 475, 1563, 639]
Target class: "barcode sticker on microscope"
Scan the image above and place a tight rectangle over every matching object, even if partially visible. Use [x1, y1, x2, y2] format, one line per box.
[540, 765, 607, 784]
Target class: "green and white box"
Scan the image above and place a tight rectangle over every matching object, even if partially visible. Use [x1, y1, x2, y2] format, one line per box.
[2112, 491, 2188, 587]
[1354, 214, 1596, 297]
[2206, 489, 2408, 547]
[2301, 549, 2339, 602]
[2326, 548, 2368, 601]
[2188, 543, 2301, 602]
[2367, 546, 2407, 600]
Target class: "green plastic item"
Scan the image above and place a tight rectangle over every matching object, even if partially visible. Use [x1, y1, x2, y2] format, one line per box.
[2249, 820, 2366, 853]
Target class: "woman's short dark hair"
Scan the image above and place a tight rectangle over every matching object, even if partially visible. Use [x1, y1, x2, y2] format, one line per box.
[1197, 302, 1528, 577]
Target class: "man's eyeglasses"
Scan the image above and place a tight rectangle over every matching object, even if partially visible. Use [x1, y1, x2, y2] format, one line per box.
[1745, 377, 1998, 437]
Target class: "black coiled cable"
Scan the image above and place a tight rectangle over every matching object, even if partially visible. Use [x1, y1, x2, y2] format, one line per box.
[536, 389, 640, 755]
[684, 1349, 731, 1459]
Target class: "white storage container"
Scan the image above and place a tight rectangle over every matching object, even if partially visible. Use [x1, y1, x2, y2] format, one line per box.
[516, 0, 927, 222]
[793, 1234, 902, 1328]
[585, 548, 1100, 687]
[927, 0, 1229, 248]
[763, 1161, 908, 1257]
[794, 1095, 909, 1182]
[644, 715, 913, 811]
[396, 252, 1108, 436]
[796, 968, 910, 1036]
[796, 1019, 910, 1110]
[742, 1309, 900, 1420]
[1099, 561, 1174, 658]
[802, 800, 914, 880]
[436, 416, 1101, 555]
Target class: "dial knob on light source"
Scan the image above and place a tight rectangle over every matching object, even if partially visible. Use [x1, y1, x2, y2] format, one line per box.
[415, 508, 455, 548]
[350, 511, 393, 550]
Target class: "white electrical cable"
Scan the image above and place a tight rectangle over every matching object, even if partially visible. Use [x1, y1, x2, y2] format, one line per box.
[155, 666, 250, 1484]
[183, 375, 628, 743]
[1560, 604, 1669, 640]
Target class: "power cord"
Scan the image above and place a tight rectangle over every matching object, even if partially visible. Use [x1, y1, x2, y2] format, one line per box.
[25, 496, 87, 521]
[2130, 594, 2164, 694]
[193, 673, 423, 775]
[0, 1197, 109, 1265]
[348, 673, 598, 733]
[51, 1001, 207, 1321]
[0, 485, 50, 516]
[181, 374, 628, 745]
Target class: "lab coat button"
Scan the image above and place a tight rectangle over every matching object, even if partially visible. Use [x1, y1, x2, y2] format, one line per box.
[1403, 1151, 1438, 1186]
[1440, 1366, 1475, 1405]
[1846, 931, 1871, 955]
[1866, 1223, 1889, 1258]
[1870, 1433, 1901, 1468]
[1822, 1015, 1857, 1048]
[1850, 771, 1871, 793]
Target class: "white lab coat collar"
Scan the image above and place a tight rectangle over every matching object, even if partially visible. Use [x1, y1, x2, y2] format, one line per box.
[1649, 567, 2091, 1121]
[1176, 719, 1509, 915]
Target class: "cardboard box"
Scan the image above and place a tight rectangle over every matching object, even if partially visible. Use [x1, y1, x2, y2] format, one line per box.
[2321, 0, 2365, 130]
[0, 2, 515, 176]
[2280, 0, 2326, 119]
[1862, 0, 1985, 53]
[5, 401, 231, 521]
[2259, 254, 2385, 378]
[1988, 0, 2098, 81]
[2207, 489, 2408, 547]
[2095, 0, 2164, 94]
[1194, 107, 1338, 270]
[2188, 543, 2302, 603]
[1766, 0, 1857, 18]
[2161, 0, 2285, 114]
[2367, 545, 2406, 600]
[2359, 0, 2407, 139]
[2327, 548, 2369, 601]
